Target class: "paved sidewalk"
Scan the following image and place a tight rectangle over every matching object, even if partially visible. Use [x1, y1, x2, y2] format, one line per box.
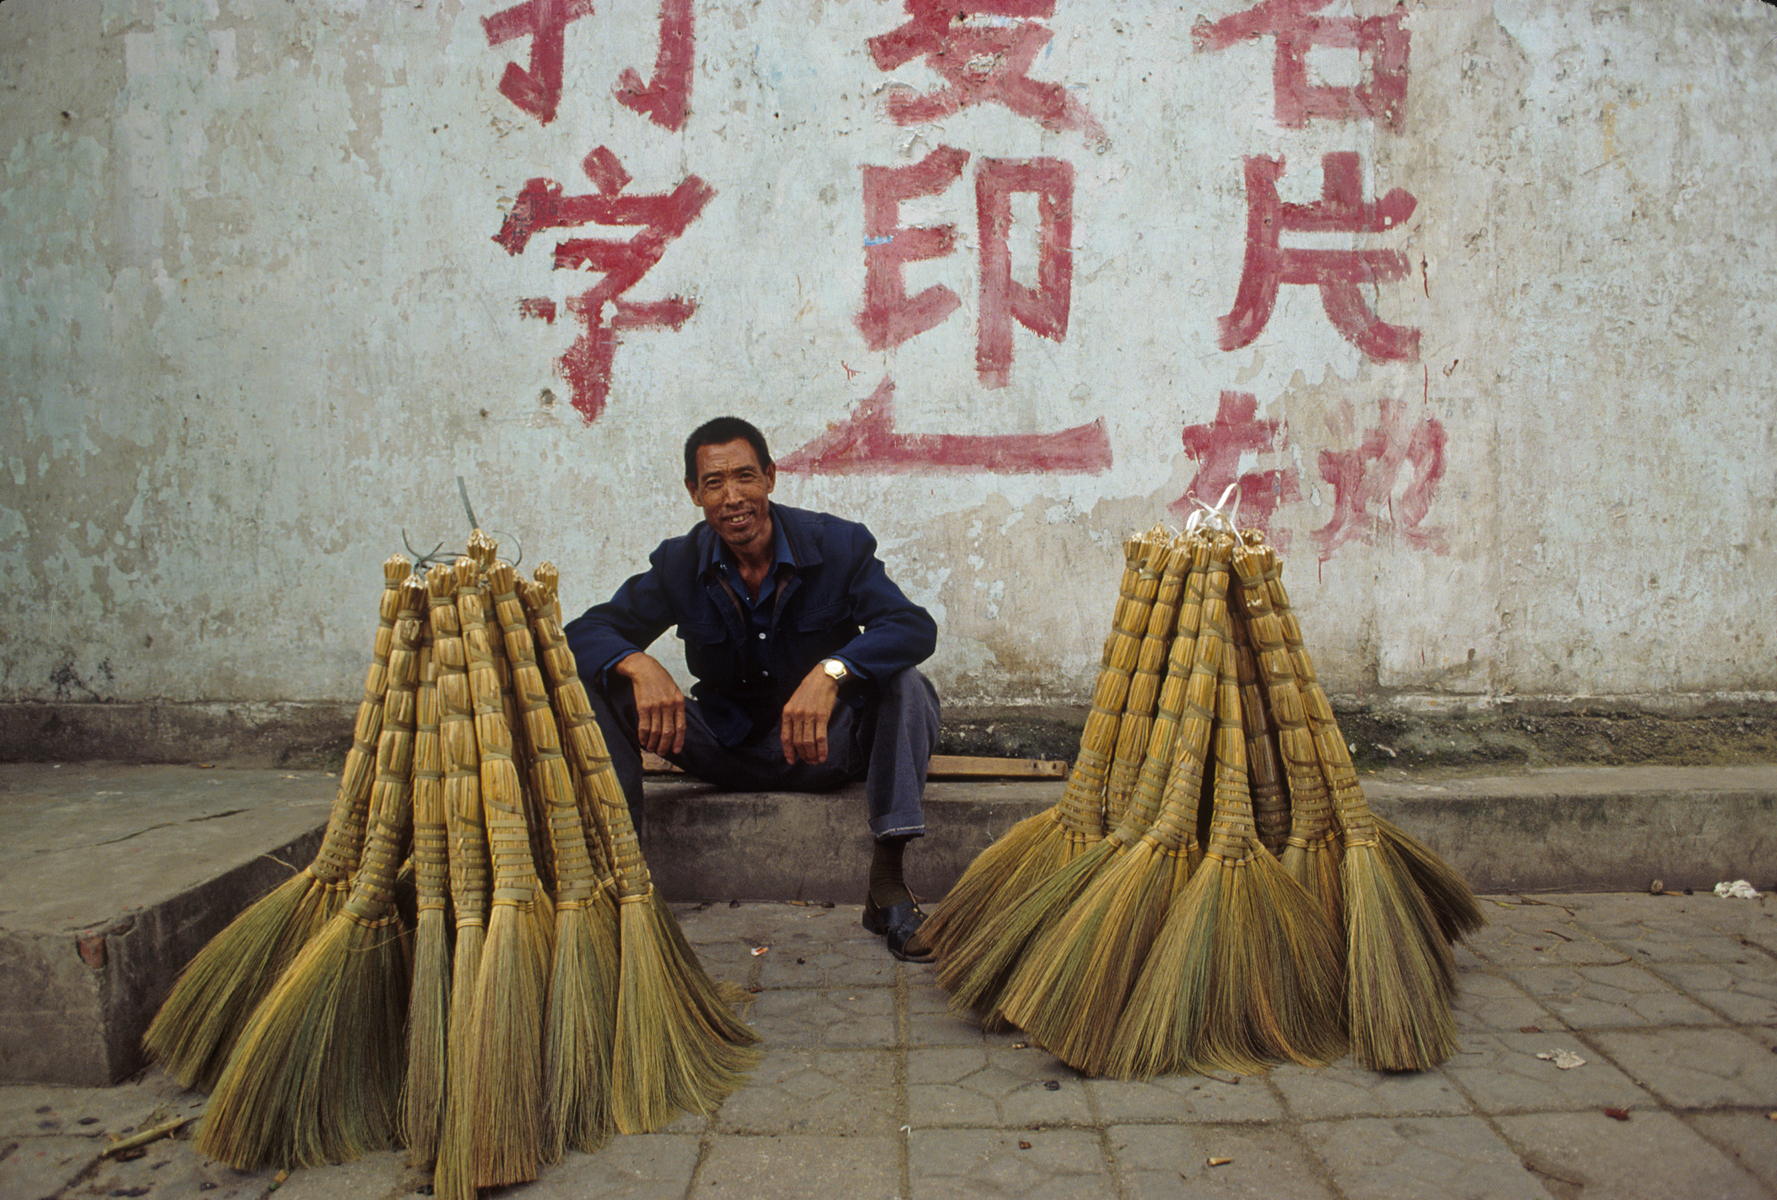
[5, 890, 1776, 1200]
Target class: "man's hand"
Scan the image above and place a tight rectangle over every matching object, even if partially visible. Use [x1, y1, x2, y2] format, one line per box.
[615, 652, 686, 756]
[781, 666, 840, 764]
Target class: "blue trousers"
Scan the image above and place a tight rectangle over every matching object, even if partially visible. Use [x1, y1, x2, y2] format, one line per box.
[587, 668, 940, 841]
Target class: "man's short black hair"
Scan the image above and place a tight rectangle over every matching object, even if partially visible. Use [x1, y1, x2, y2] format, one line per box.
[684, 416, 773, 483]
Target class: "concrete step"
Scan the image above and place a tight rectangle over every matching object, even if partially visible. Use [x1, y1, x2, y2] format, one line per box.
[2, 760, 1774, 1086]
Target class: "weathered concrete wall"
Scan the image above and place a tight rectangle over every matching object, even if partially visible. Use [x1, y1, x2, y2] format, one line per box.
[3, 0, 1773, 737]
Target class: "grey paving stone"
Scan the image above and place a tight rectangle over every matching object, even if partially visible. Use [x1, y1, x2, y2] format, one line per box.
[1085, 1071, 1285, 1124]
[1467, 915, 1633, 969]
[1689, 1111, 1777, 1195]
[743, 986, 897, 1048]
[752, 934, 901, 990]
[714, 1048, 899, 1136]
[1300, 1114, 1554, 1200]
[692, 1133, 900, 1200]
[0, 1134, 109, 1200]
[267, 1150, 418, 1200]
[906, 980, 994, 1048]
[1587, 1027, 1777, 1107]
[1440, 1030, 1654, 1112]
[1109, 1122, 1337, 1200]
[905, 1044, 1093, 1128]
[1497, 1109, 1770, 1200]
[1270, 1059, 1471, 1121]
[1450, 969, 1564, 1034]
[908, 1127, 1115, 1200]
[1503, 962, 1725, 1028]
[1646, 957, 1777, 1024]
[0, 1072, 200, 1139]
[520, 1133, 703, 1199]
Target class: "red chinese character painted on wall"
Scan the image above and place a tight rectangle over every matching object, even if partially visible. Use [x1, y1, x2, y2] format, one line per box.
[977, 158, 1073, 389]
[1195, 0, 1410, 133]
[615, 0, 695, 130]
[494, 146, 714, 424]
[776, 376, 1112, 475]
[1169, 391, 1301, 543]
[857, 146, 971, 353]
[1312, 398, 1449, 557]
[484, 0, 693, 130]
[1220, 151, 1419, 362]
[868, 0, 1105, 145]
[482, 0, 597, 125]
[856, 149, 1074, 389]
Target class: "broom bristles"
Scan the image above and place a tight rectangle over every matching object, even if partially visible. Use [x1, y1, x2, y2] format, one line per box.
[1343, 837, 1458, 1070]
[545, 901, 617, 1158]
[1375, 815, 1484, 944]
[921, 808, 1069, 958]
[1244, 846, 1347, 1067]
[998, 836, 1179, 1075]
[611, 893, 759, 1134]
[143, 869, 324, 1091]
[935, 836, 1118, 1020]
[1106, 860, 1222, 1080]
[195, 911, 410, 1169]
[466, 897, 554, 1186]
[432, 921, 485, 1200]
[400, 905, 451, 1164]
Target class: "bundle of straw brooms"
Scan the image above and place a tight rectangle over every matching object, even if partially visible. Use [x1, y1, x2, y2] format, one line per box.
[923, 515, 1484, 1078]
[143, 533, 757, 1192]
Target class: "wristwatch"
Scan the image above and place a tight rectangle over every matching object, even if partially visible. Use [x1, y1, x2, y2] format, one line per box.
[820, 658, 850, 684]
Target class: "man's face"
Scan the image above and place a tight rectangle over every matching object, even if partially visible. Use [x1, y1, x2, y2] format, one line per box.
[686, 438, 777, 559]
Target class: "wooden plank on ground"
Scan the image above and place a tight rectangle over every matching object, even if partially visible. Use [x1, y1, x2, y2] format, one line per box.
[641, 751, 1067, 778]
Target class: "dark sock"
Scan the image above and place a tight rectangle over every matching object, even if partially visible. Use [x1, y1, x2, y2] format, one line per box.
[868, 836, 914, 909]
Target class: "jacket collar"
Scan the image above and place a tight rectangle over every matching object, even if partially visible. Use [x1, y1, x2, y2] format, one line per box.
[696, 502, 824, 580]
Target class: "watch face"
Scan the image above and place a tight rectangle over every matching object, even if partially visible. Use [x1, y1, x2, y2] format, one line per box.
[824, 659, 846, 681]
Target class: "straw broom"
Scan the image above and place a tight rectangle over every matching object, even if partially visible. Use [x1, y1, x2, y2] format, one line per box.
[1253, 539, 1483, 947]
[452, 557, 556, 1189]
[1108, 561, 1345, 1079]
[145, 554, 410, 1091]
[1104, 534, 1193, 824]
[1232, 610, 1291, 857]
[523, 561, 757, 1134]
[1243, 539, 1478, 1069]
[1229, 538, 1343, 938]
[491, 563, 620, 1159]
[400, 641, 450, 1165]
[991, 535, 1219, 1074]
[936, 534, 1194, 1022]
[428, 560, 494, 1200]
[922, 530, 1161, 959]
[196, 576, 425, 1170]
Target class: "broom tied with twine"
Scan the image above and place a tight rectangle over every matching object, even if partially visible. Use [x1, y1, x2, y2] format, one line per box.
[522, 561, 758, 1136]
[989, 533, 1219, 1075]
[490, 562, 620, 1160]
[451, 552, 556, 1191]
[400, 646, 451, 1165]
[144, 554, 410, 1092]
[923, 530, 1166, 961]
[935, 533, 1194, 1025]
[196, 574, 425, 1170]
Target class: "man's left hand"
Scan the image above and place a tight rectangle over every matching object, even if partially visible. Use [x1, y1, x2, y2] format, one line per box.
[781, 667, 840, 764]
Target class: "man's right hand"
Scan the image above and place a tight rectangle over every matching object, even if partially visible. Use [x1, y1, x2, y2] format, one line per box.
[614, 652, 686, 757]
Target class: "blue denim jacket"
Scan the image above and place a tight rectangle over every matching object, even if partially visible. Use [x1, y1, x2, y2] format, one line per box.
[564, 503, 938, 745]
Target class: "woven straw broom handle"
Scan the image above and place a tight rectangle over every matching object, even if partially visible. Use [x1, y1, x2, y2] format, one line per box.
[344, 576, 427, 925]
[430, 561, 491, 930]
[521, 564, 652, 903]
[1141, 534, 1230, 855]
[487, 564, 598, 906]
[456, 565, 545, 907]
[312, 555, 410, 886]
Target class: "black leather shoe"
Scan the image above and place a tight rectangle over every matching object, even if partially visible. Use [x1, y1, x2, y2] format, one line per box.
[862, 895, 935, 963]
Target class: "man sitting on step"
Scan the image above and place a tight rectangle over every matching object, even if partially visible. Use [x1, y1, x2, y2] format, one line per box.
[565, 415, 941, 962]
